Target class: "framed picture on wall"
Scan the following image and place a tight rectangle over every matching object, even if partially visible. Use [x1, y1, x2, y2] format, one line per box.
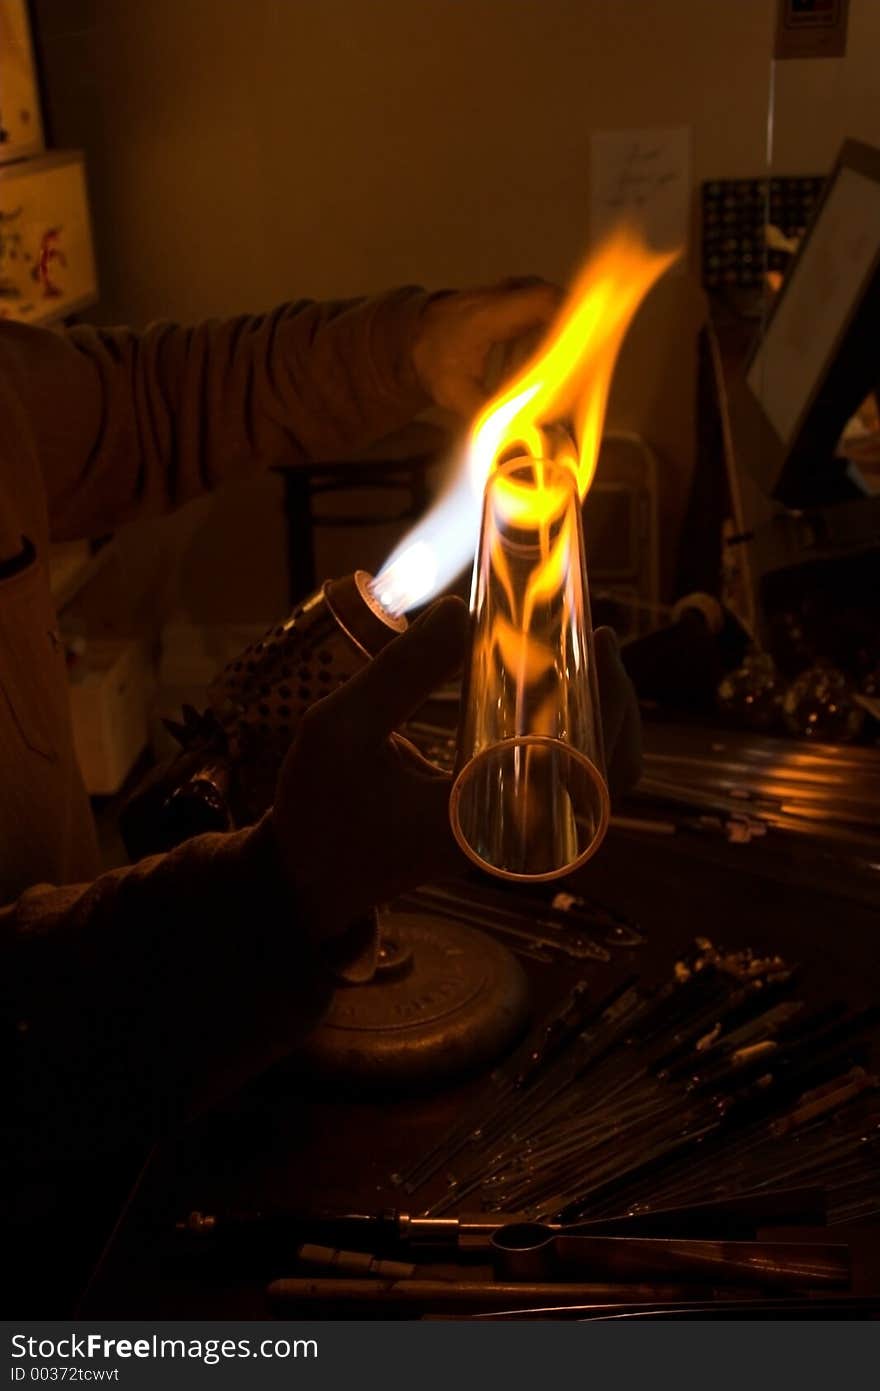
[0, 0, 45, 164]
[0, 150, 98, 324]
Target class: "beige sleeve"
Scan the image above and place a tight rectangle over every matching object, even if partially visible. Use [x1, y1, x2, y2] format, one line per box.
[1, 288, 430, 541]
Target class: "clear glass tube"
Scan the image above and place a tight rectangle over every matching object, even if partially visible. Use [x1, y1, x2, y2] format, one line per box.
[450, 457, 609, 881]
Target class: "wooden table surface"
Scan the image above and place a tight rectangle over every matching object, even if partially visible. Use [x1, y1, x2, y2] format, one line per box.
[78, 803, 880, 1318]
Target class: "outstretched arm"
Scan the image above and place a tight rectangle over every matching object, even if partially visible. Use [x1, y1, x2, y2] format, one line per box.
[0, 290, 431, 542]
[1, 277, 560, 542]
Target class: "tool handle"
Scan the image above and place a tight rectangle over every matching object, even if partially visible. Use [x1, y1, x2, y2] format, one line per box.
[266, 1279, 693, 1309]
[296, 1245, 416, 1280]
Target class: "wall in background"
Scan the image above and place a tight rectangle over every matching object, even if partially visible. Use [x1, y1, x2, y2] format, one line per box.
[31, 0, 880, 619]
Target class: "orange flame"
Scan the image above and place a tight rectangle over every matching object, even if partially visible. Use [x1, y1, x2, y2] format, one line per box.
[468, 227, 678, 502]
[372, 226, 678, 616]
[466, 229, 677, 783]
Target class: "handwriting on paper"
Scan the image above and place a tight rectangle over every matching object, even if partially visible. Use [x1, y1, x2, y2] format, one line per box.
[590, 127, 691, 266]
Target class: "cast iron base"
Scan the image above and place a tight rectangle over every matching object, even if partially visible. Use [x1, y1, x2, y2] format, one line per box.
[295, 910, 531, 1089]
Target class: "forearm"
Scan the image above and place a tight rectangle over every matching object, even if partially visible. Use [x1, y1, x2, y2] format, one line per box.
[1, 288, 431, 542]
[3, 816, 332, 1170]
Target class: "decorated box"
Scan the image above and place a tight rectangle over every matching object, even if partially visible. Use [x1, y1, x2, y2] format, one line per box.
[0, 0, 44, 164]
[0, 150, 98, 323]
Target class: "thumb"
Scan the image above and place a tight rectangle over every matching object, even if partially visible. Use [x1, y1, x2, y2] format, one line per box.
[479, 281, 563, 344]
[326, 595, 469, 744]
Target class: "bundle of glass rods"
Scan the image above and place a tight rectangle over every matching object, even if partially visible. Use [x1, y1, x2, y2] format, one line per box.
[638, 733, 880, 858]
[395, 940, 880, 1226]
[404, 717, 880, 861]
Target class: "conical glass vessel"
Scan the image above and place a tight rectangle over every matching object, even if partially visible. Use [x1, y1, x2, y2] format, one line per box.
[450, 457, 609, 881]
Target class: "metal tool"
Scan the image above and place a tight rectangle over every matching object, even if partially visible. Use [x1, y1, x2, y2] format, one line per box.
[487, 1222, 849, 1287]
[295, 1245, 417, 1280]
[265, 1278, 695, 1313]
[399, 935, 880, 1228]
[456, 1188, 827, 1250]
[177, 1186, 827, 1262]
[403, 878, 645, 952]
[398, 887, 612, 963]
[176, 1207, 531, 1251]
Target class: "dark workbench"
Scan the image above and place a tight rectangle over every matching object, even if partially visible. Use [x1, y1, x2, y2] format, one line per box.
[77, 811, 880, 1318]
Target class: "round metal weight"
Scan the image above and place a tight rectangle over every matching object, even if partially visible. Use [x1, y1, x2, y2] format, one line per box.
[296, 912, 531, 1088]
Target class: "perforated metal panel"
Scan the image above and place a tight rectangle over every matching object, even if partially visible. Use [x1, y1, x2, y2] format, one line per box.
[211, 596, 358, 742]
[204, 573, 403, 822]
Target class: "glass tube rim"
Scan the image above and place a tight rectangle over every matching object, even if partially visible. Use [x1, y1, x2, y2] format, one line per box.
[449, 733, 610, 884]
[481, 456, 581, 559]
[490, 453, 578, 479]
[485, 454, 580, 503]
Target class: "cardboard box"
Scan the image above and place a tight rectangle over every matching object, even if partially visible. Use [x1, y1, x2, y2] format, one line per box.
[0, 0, 45, 164]
[0, 150, 97, 324]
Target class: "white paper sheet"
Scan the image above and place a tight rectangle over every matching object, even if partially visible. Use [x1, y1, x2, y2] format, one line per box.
[590, 126, 691, 267]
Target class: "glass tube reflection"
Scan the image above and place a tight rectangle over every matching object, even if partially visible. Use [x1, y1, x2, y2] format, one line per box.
[450, 457, 610, 881]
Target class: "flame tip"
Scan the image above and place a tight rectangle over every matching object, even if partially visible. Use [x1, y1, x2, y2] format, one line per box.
[374, 225, 673, 612]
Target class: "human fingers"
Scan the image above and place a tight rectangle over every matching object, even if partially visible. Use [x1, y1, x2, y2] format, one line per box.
[473, 280, 562, 344]
[314, 595, 469, 747]
[390, 731, 453, 778]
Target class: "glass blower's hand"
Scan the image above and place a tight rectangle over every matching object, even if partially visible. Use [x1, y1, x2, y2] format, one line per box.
[270, 596, 469, 941]
[268, 605, 640, 943]
[412, 278, 562, 420]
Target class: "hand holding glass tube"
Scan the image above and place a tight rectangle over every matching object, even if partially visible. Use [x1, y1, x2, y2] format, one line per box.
[269, 574, 640, 938]
[269, 597, 469, 942]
